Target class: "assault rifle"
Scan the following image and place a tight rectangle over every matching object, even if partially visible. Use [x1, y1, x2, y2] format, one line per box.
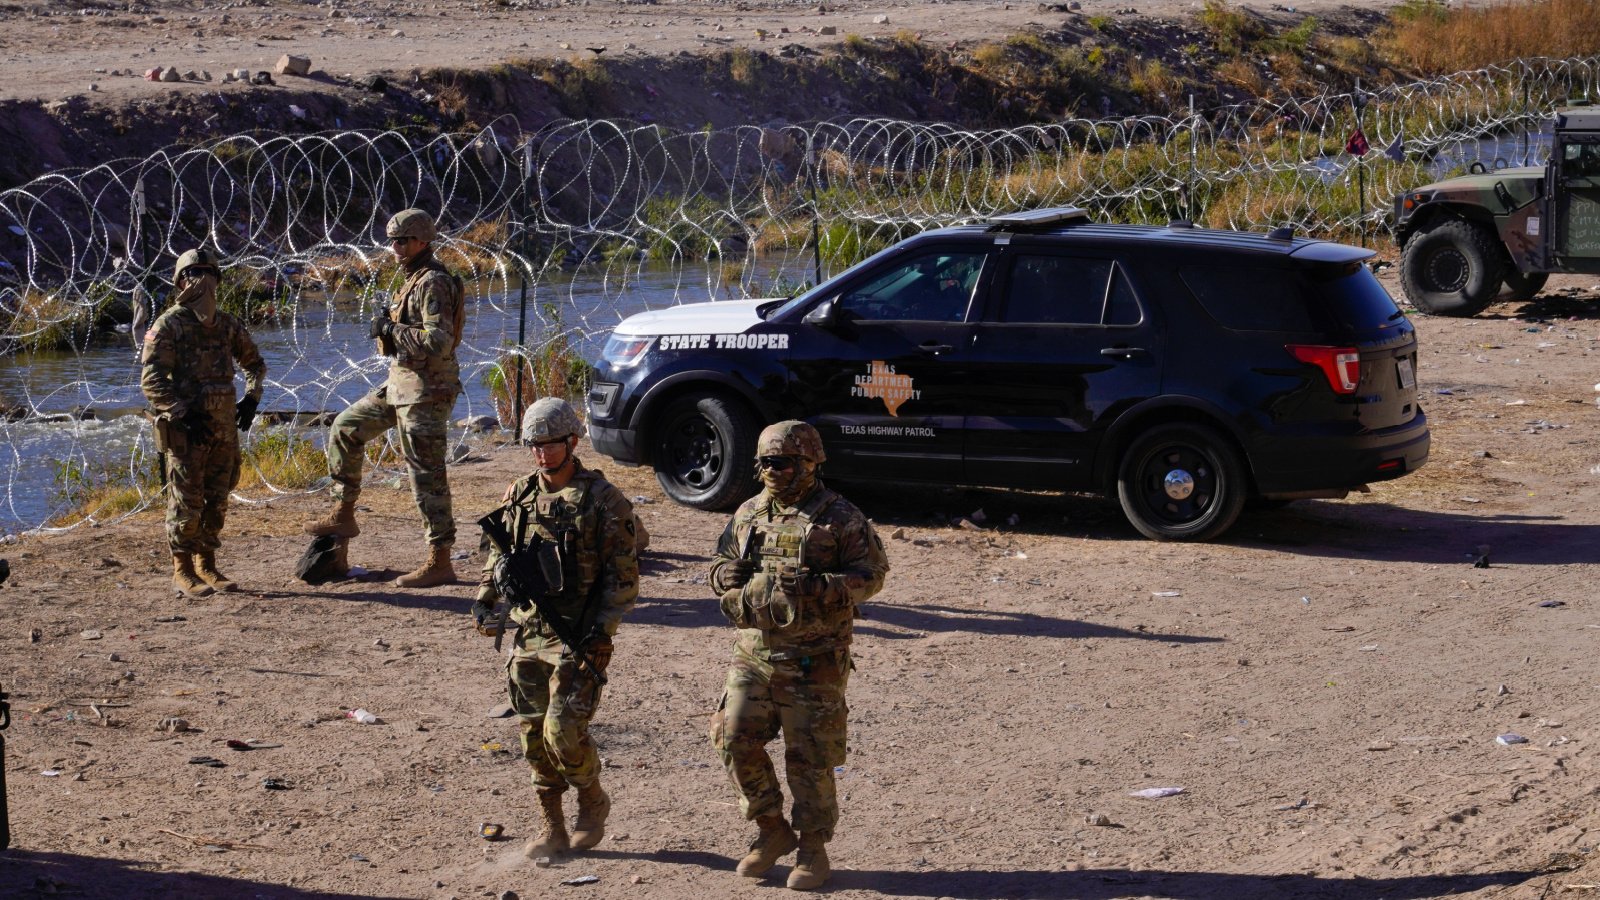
[478, 511, 607, 684]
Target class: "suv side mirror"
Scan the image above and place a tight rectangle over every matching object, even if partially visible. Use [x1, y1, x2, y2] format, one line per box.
[802, 297, 839, 328]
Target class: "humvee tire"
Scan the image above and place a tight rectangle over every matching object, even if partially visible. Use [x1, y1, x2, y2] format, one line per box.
[1501, 269, 1549, 301]
[1400, 219, 1505, 316]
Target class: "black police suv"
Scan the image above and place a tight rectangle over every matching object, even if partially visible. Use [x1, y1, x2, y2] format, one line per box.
[587, 208, 1428, 541]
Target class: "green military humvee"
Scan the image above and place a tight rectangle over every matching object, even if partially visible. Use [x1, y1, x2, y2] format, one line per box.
[1392, 106, 1600, 316]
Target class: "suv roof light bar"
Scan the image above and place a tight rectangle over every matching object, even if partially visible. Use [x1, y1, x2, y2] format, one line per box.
[985, 207, 1090, 231]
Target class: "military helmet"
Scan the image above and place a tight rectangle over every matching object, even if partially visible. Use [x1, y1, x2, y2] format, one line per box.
[522, 397, 586, 443]
[755, 420, 826, 464]
[173, 247, 221, 282]
[385, 208, 437, 243]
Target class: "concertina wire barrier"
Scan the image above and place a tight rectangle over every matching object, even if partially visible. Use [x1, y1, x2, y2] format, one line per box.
[0, 54, 1595, 532]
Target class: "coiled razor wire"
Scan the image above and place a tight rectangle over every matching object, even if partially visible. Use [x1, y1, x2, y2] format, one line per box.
[0, 54, 1593, 533]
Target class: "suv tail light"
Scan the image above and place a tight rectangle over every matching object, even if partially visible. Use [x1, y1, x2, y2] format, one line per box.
[1287, 344, 1360, 395]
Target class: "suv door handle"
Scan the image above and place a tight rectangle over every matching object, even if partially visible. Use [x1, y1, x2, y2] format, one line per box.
[918, 341, 954, 355]
[1100, 345, 1147, 358]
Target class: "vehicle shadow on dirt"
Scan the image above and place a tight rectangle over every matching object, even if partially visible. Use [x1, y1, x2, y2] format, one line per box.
[838, 483, 1595, 566]
[591, 848, 1543, 898]
[0, 848, 407, 900]
[1234, 502, 1595, 565]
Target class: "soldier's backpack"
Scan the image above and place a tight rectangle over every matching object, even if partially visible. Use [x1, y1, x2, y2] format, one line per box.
[294, 535, 349, 585]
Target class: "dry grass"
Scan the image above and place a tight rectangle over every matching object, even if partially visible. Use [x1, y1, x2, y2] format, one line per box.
[1381, 0, 1600, 73]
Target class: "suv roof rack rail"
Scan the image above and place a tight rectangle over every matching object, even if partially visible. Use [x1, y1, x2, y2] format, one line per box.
[1168, 219, 1195, 229]
[985, 207, 1090, 232]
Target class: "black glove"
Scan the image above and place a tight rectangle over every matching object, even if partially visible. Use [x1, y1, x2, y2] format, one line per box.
[778, 568, 825, 599]
[177, 406, 215, 445]
[368, 313, 395, 341]
[722, 558, 757, 589]
[582, 632, 614, 675]
[235, 395, 259, 432]
[471, 597, 501, 637]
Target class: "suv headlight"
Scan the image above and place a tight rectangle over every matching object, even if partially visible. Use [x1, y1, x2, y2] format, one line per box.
[602, 334, 653, 367]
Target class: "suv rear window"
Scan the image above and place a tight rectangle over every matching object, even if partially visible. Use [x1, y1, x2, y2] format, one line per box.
[1181, 263, 1401, 332]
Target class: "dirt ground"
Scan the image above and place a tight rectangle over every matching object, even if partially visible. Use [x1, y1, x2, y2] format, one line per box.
[0, 0, 1399, 106]
[1, 269, 1598, 900]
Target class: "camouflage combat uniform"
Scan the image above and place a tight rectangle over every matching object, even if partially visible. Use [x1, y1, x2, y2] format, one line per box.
[139, 304, 266, 554]
[480, 460, 639, 794]
[325, 246, 465, 545]
[708, 477, 889, 841]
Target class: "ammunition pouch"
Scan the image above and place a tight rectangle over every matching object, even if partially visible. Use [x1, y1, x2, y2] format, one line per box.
[152, 415, 186, 455]
[491, 535, 561, 610]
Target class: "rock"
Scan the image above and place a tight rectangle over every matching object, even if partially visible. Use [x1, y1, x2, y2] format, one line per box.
[159, 67, 181, 83]
[390, 29, 404, 37]
[80, 629, 103, 640]
[181, 70, 200, 80]
[1085, 812, 1112, 826]
[873, 13, 889, 23]
[357, 73, 387, 93]
[157, 716, 191, 732]
[251, 71, 274, 86]
[1497, 683, 1510, 696]
[956, 517, 983, 531]
[232, 68, 251, 81]
[818, 25, 837, 34]
[274, 53, 311, 77]
[457, 415, 499, 433]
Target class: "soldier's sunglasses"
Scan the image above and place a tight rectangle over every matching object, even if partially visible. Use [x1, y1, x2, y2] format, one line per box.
[530, 437, 568, 449]
[758, 456, 797, 471]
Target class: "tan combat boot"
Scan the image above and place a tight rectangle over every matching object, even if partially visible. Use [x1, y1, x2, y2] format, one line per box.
[171, 553, 214, 598]
[303, 499, 359, 538]
[394, 541, 455, 588]
[522, 790, 570, 859]
[736, 813, 798, 878]
[195, 552, 239, 592]
[786, 833, 830, 891]
[571, 781, 611, 850]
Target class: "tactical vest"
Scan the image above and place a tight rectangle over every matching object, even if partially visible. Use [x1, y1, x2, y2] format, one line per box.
[157, 310, 244, 410]
[505, 474, 603, 629]
[725, 489, 855, 652]
[388, 257, 465, 404]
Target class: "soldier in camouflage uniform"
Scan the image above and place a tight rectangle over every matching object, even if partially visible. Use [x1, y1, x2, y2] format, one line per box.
[473, 398, 639, 860]
[304, 209, 467, 588]
[708, 420, 889, 891]
[140, 248, 267, 597]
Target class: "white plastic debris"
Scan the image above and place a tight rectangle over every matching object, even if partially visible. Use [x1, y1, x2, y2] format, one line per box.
[347, 708, 380, 725]
[1129, 786, 1185, 799]
[1495, 733, 1529, 746]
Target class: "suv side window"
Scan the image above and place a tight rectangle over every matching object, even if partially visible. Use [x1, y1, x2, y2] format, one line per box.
[1180, 265, 1315, 332]
[1001, 254, 1142, 326]
[838, 250, 986, 322]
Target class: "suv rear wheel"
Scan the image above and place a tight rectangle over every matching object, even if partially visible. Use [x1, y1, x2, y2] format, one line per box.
[1400, 219, 1505, 316]
[650, 394, 759, 511]
[1117, 423, 1247, 541]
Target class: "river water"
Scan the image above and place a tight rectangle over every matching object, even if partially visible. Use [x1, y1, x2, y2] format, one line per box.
[0, 261, 807, 532]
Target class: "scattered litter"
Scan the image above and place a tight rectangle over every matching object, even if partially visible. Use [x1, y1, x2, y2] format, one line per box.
[1366, 741, 1395, 751]
[154, 615, 186, 623]
[347, 565, 369, 577]
[488, 703, 515, 718]
[1151, 590, 1182, 598]
[1496, 733, 1529, 746]
[226, 739, 283, 751]
[80, 629, 102, 641]
[1497, 684, 1511, 696]
[346, 708, 380, 724]
[348, 853, 370, 862]
[1322, 626, 1355, 632]
[262, 777, 291, 790]
[482, 741, 506, 753]
[188, 756, 226, 767]
[479, 822, 504, 840]
[560, 875, 600, 886]
[1458, 496, 1482, 504]
[1358, 645, 1378, 652]
[41, 768, 61, 777]
[1505, 399, 1528, 406]
[1274, 797, 1311, 811]
[1085, 812, 1113, 826]
[1129, 786, 1185, 799]
[156, 717, 192, 733]
[1537, 600, 1566, 608]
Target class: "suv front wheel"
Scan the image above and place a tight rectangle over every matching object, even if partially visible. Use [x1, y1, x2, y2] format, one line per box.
[1116, 423, 1247, 542]
[649, 394, 760, 511]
